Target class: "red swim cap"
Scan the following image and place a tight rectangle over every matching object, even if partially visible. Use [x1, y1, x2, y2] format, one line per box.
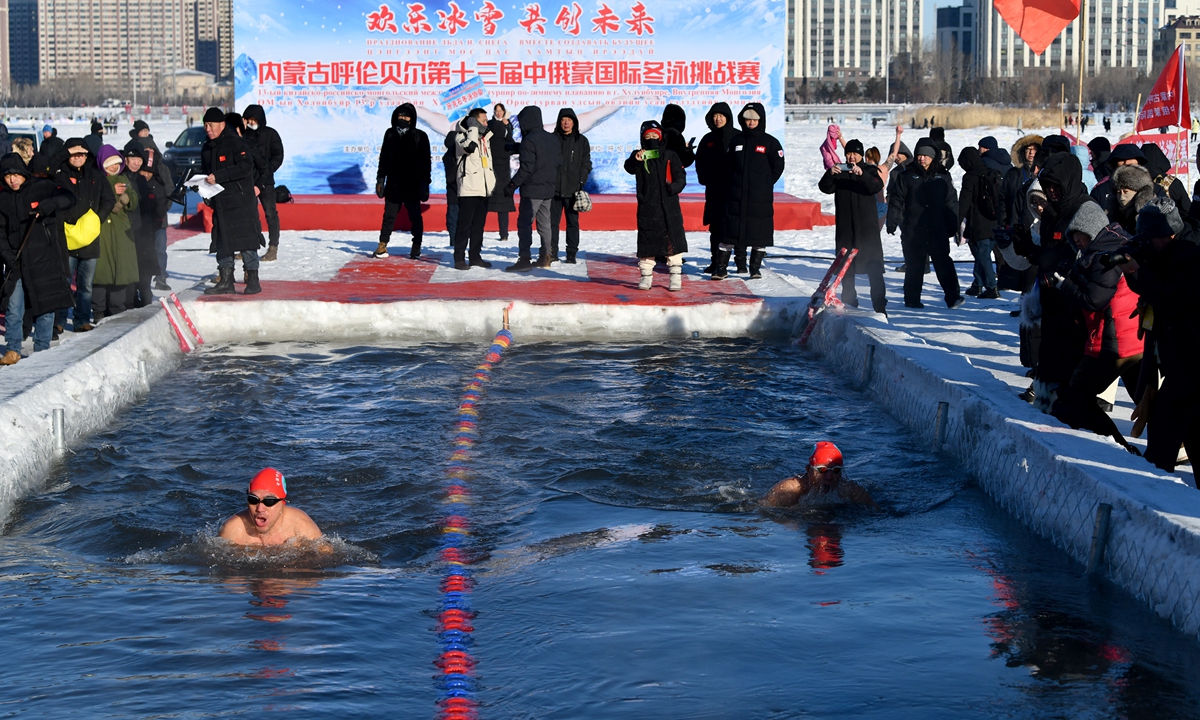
[249, 467, 287, 499]
[808, 442, 843, 468]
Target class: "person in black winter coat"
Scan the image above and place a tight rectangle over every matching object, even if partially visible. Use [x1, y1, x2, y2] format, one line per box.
[660, 104, 695, 168]
[1021, 152, 1094, 398]
[1140, 142, 1192, 218]
[40, 125, 65, 163]
[505, 105, 561, 272]
[978, 136, 1010, 175]
[200, 107, 265, 296]
[487, 104, 516, 241]
[52, 139, 116, 332]
[696, 102, 737, 275]
[1122, 199, 1200, 484]
[550, 108, 592, 263]
[0, 153, 75, 364]
[374, 103, 431, 259]
[443, 130, 459, 248]
[929, 127, 954, 171]
[1001, 134, 1041, 228]
[719, 102, 784, 280]
[625, 121, 687, 292]
[818, 138, 886, 313]
[1087, 137, 1112, 209]
[243, 104, 286, 260]
[83, 121, 104, 156]
[886, 139, 962, 308]
[957, 147, 1001, 298]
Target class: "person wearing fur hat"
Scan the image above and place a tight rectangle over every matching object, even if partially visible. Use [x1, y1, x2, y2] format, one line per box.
[886, 138, 962, 308]
[719, 102, 784, 280]
[243, 104, 285, 260]
[91, 145, 140, 320]
[200, 107, 265, 295]
[1122, 198, 1200, 485]
[696, 102, 738, 275]
[624, 121, 687, 291]
[818, 138, 887, 313]
[1107, 164, 1155, 233]
[1001, 134, 1041, 229]
[0, 153, 75, 365]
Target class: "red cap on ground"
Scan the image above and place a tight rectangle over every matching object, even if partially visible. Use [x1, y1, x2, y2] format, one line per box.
[249, 467, 287, 498]
[808, 442, 843, 468]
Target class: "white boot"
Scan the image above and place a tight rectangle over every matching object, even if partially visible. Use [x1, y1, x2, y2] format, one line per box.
[668, 266, 682, 291]
[639, 268, 653, 290]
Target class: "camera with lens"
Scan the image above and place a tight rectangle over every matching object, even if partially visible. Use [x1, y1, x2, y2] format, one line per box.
[1097, 234, 1154, 270]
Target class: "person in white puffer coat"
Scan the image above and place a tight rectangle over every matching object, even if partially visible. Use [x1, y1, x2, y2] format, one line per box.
[452, 108, 495, 270]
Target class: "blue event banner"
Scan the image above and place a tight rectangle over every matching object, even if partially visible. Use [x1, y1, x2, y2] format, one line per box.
[234, 0, 785, 195]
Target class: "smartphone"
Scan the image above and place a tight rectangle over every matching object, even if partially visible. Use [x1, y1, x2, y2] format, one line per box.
[836, 163, 853, 171]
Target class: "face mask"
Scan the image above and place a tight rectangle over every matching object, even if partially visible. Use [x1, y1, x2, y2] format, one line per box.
[395, 118, 411, 129]
[641, 138, 660, 150]
[245, 122, 258, 131]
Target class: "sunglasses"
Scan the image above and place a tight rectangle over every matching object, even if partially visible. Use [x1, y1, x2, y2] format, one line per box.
[812, 465, 842, 475]
[247, 494, 283, 507]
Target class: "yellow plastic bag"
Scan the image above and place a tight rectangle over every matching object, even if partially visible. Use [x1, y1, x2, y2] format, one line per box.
[64, 209, 101, 251]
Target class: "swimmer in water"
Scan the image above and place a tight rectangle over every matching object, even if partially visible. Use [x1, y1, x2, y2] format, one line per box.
[761, 442, 879, 509]
[219, 468, 323, 546]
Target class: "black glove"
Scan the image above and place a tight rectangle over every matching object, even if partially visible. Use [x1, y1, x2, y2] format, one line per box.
[464, 141, 478, 154]
[505, 182, 516, 195]
[375, 181, 385, 199]
[992, 225, 1014, 249]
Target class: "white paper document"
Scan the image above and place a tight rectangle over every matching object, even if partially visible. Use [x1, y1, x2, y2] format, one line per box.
[187, 178, 224, 200]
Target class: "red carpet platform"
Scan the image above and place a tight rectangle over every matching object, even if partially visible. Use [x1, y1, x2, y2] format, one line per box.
[199, 253, 761, 307]
[189, 193, 833, 234]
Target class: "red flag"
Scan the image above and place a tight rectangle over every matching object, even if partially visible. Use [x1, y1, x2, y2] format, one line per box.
[1137, 46, 1191, 132]
[993, 0, 1079, 55]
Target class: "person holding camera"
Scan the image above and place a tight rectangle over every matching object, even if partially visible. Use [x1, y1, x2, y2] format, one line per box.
[1121, 198, 1200, 484]
[818, 138, 886, 314]
[374, 103, 431, 260]
[452, 108, 495, 270]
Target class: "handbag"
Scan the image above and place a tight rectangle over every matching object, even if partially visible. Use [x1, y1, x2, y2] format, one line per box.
[573, 189, 592, 212]
[275, 185, 294, 203]
[64, 209, 101, 251]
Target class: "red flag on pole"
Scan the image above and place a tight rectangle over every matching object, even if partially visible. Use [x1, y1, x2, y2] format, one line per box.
[1137, 45, 1190, 133]
[992, 0, 1079, 55]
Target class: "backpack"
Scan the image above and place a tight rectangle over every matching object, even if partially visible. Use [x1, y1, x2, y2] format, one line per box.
[977, 169, 1003, 221]
[275, 185, 293, 203]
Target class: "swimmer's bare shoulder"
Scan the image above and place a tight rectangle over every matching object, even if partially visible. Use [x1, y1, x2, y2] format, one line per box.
[761, 476, 805, 508]
[837, 480, 881, 510]
[217, 506, 324, 546]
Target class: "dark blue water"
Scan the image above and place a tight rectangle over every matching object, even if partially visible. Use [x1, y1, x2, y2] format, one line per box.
[2, 339, 1199, 718]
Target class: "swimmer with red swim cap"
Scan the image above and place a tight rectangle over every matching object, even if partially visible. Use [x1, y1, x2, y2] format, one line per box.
[218, 468, 323, 546]
[761, 442, 879, 509]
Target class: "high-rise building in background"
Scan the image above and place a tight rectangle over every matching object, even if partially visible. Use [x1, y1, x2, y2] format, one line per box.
[3, 0, 231, 97]
[0, 1, 10, 95]
[787, 0, 923, 82]
[9, 0, 37, 87]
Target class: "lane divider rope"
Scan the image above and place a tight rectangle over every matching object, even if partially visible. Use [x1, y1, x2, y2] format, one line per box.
[435, 307, 514, 720]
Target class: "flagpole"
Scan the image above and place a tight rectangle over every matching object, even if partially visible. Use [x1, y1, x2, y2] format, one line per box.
[1077, 0, 1087, 136]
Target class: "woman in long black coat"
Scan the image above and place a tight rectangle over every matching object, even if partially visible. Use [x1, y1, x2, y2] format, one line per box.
[720, 102, 785, 280]
[696, 102, 737, 274]
[817, 138, 886, 312]
[487, 104, 516, 240]
[624, 121, 686, 292]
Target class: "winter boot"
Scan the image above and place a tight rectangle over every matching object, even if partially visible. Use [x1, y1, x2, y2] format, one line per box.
[639, 266, 654, 290]
[668, 266, 682, 292]
[262, 245, 279, 262]
[748, 249, 767, 279]
[0, 350, 19, 366]
[372, 242, 389, 258]
[409, 239, 422, 259]
[565, 251, 577, 264]
[203, 267, 236, 295]
[965, 282, 981, 296]
[154, 277, 172, 291]
[710, 249, 732, 280]
[702, 253, 717, 274]
[735, 247, 748, 274]
[243, 270, 262, 295]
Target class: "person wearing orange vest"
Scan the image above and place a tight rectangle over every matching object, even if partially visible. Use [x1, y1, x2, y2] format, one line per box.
[761, 442, 878, 509]
[219, 468, 322, 546]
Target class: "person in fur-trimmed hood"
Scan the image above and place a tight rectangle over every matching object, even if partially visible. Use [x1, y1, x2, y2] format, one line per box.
[1107, 164, 1156, 233]
[1001, 134, 1042, 228]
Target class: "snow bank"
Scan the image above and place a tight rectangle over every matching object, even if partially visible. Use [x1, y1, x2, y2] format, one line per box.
[808, 308, 1200, 639]
[0, 305, 183, 525]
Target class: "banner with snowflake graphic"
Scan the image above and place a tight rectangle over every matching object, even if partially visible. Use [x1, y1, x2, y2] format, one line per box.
[234, 0, 785, 194]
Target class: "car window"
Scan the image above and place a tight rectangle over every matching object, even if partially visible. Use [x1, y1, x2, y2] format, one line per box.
[172, 127, 207, 148]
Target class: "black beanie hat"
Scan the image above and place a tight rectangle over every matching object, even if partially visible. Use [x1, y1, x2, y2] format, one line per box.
[203, 107, 225, 123]
[844, 139, 864, 156]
